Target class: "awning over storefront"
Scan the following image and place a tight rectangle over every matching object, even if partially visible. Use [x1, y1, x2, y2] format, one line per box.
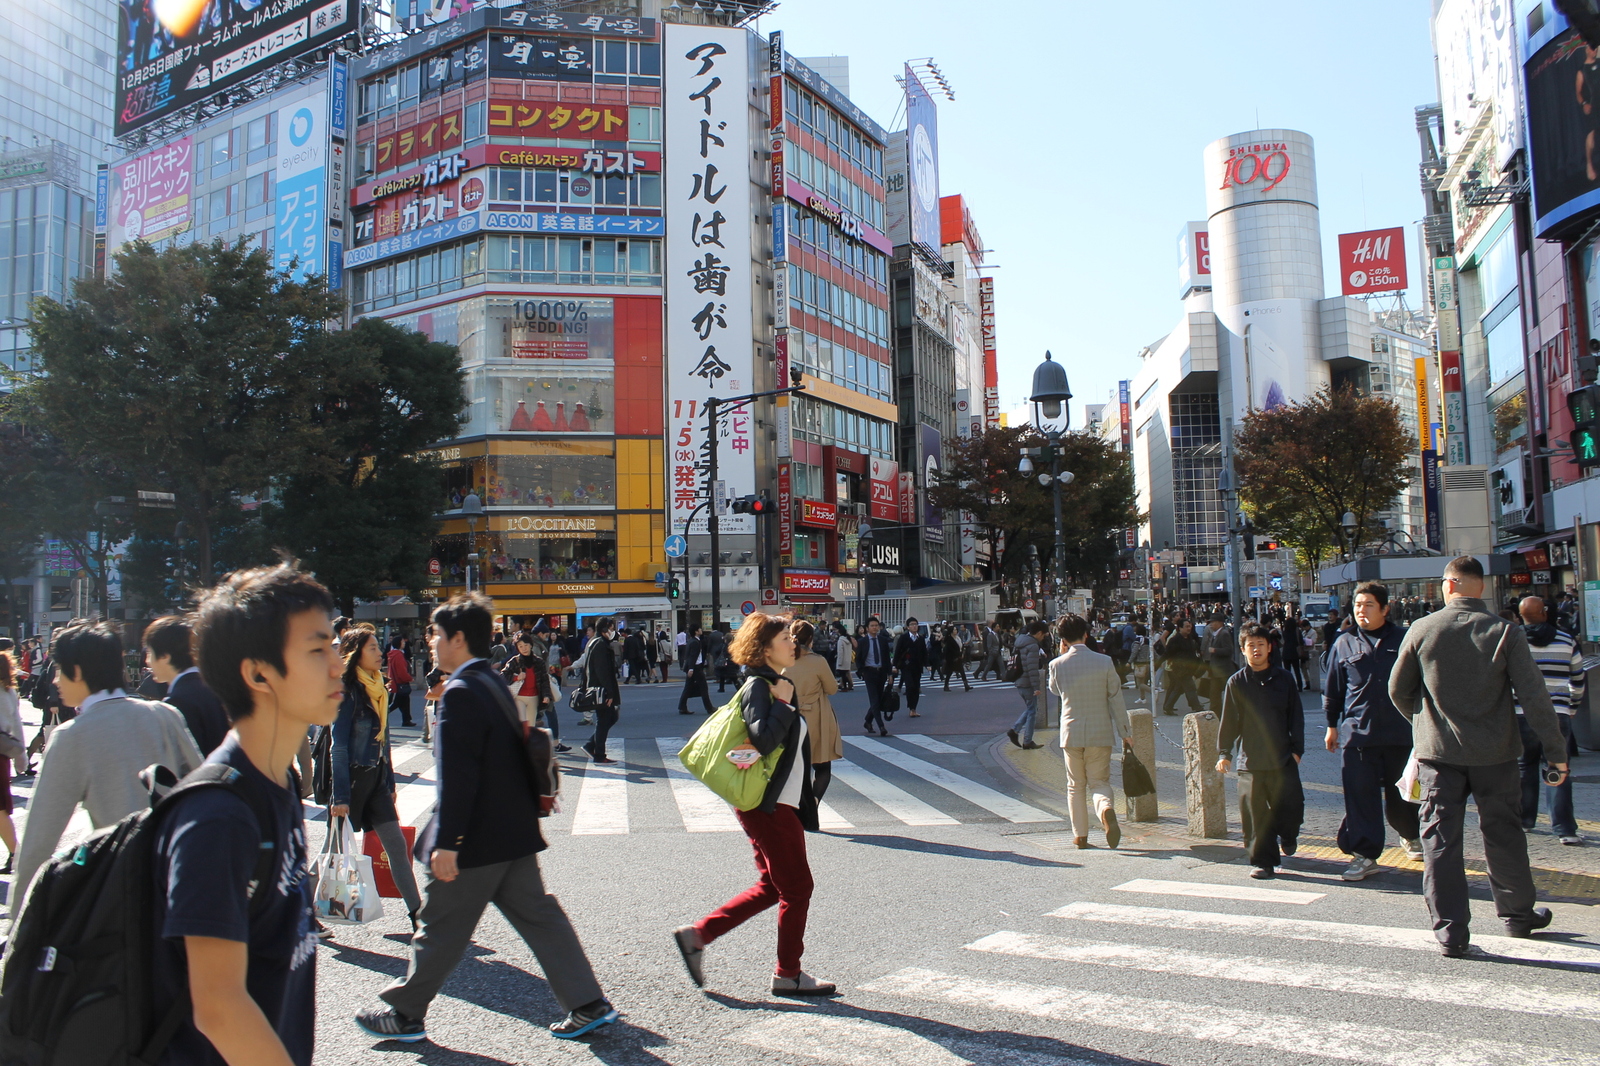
[571, 597, 673, 615]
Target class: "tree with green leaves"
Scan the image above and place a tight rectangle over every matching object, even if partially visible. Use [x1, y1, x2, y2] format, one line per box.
[21, 239, 346, 580]
[263, 318, 464, 614]
[929, 425, 1140, 604]
[1233, 385, 1416, 569]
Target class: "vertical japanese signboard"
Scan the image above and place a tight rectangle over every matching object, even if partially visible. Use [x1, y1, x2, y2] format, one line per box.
[978, 276, 999, 427]
[777, 460, 793, 564]
[1118, 380, 1132, 449]
[666, 24, 754, 535]
[921, 423, 944, 543]
[1434, 255, 1467, 465]
[276, 92, 329, 282]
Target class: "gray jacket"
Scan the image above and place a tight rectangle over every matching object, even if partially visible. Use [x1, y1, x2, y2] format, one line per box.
[1047, 644, 1127, 748]
[1013, 632, 1045, 694]
[1388, 597, 1566, 767]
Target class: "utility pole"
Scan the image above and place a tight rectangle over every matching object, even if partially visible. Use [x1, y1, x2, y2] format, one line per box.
[1220, 417, 1244, 635]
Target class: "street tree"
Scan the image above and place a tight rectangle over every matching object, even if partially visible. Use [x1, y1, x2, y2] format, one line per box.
[263, 318, 465, 613]
[929, 425, 1139, 603]
[1233, 385, 1416, 567]
[22, 239, 346, 580]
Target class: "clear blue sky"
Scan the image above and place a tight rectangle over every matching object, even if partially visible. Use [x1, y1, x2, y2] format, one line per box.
[764, 1, 1440, 425]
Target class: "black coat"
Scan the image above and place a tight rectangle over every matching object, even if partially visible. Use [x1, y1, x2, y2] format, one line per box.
[166, 670, 230, 756]
[741, 664, 817, 830]
[585, 635, 622, 704]
[894, 632, 927, 672]
[418, 659, 547, 868]
[681, 636, 706, 671]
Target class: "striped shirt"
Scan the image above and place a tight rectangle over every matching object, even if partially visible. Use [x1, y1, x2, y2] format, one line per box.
[1514, 625, 1585, 716]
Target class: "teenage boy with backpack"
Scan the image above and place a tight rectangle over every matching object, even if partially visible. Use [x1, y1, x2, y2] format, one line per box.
[151, 564, 345, 1064]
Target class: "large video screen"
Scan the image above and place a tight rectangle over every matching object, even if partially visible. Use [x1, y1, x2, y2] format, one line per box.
[117, 0, 358, 136]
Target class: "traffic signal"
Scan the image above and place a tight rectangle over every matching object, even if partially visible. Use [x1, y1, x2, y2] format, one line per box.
[668, 576, 681, 599]
[1570, 385, 1600, 467]
[1257, 539, 1280, 552]
[732, 493, 775, 515]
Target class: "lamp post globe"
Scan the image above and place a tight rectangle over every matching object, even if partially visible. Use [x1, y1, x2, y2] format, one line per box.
[1028, 350, 1073, 433]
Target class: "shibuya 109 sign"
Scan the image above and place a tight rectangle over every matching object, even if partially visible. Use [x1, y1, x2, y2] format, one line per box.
[1219, 141, 1292, 192]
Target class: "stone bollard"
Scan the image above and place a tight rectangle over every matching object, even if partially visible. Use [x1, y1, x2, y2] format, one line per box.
[1124, 707, 1157, 822]
[1182, 710, 1227, 838]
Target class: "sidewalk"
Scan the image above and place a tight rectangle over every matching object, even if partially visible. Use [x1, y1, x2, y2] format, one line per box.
[986, 717, 1600, 906]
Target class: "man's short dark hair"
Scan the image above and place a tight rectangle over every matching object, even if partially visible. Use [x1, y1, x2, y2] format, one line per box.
[1056, 614, 1089, 643]
[431, 593, 494, 659]
[1353, 581, 1389, 610]
[52, 620, 125, 694]
[1026, 620, 1048, 636]
[191, 563, 335, 723]
[143, 615, 195, 671]
[593, 616, 616, 637]
[1238, 622, 1273, 646]
[905, 616, 918, 625]
[1444, 555, 1484, 582]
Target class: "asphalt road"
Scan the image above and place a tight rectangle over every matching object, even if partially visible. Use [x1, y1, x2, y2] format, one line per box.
[7, 675, 1600, 1064]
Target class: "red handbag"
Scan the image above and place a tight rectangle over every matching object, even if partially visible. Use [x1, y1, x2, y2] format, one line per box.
[363, 826, 417, 898]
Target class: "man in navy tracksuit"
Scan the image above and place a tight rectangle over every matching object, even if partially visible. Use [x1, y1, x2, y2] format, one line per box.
[1324, 581, 1420, 881]
[1217, 622, 1305, 879]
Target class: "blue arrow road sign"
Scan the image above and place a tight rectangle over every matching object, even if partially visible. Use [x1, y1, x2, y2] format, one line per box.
[664, 534, 687, 558]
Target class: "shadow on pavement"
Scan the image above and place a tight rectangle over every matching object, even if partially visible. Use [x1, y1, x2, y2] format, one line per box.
[703, 992, 1161, 1065]
[833, 832, 1080, 868]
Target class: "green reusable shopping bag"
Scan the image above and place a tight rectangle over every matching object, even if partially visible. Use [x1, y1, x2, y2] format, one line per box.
[678, 678, 785, 811]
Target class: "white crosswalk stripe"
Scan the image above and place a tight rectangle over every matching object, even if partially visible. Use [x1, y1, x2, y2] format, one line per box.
[965, 929, 1600, 1021]
[1110, 877, 1325, 905]
[859, 966, 1585, 1066]
[733, 1014, 1103, 1066]
[377, 735, 1055, 836]
[1049, 901, 1600, 968]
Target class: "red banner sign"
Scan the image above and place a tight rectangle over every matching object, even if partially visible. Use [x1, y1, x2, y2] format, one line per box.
[781, 570, 832, 595]
[777, 461, 794, 565]
[799, 499, 837, 529]
[375, 111, 463, 172]
[869, 457, 898, 522]
[1338, 227, 1408, 296]
[488, 100, 628, 140]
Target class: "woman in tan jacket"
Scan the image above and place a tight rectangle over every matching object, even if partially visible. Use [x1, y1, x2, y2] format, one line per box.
[782, 620, 842, 801]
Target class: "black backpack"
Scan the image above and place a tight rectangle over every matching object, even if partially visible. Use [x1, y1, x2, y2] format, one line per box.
[0, 762, 278, 1066]
[477, 671, 561, 817]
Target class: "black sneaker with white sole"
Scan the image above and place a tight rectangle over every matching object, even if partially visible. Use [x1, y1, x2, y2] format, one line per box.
[549, 998, 619, 1039]
[354, 1006, 427, 1043]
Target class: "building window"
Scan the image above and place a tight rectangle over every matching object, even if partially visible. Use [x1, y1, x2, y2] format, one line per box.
[486, 234, 660, 286]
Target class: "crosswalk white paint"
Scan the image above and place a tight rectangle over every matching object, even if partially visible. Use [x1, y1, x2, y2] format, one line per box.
[652, 738, 742, 832]
[844, 736, 1055, 822]
[860, 966, 1586, 1066]
[816, 801, 854, 830]
[1111, 877, 1325, 905]
[733, 1014, 1102, 1066]
[1049, 901, 1600, 969]
[569, 761, 629, 835]
[829, 759, 957, 826]
[896, 734, 967, 755]
[966, 929, 1600, 1021]
[393, 768, 436, 828]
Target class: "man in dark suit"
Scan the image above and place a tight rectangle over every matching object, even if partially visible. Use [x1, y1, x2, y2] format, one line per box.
[144, 615, 230, 755]
[677, 624, 713, 715]
[356, 593, 617, 1043]
[859, 616, 896, 736]
[893, 617, 929, 719]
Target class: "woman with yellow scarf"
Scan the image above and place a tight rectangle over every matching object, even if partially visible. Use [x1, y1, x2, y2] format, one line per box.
[330, 626, 423, 925]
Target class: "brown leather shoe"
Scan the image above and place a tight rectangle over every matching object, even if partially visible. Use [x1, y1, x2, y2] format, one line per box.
[1074, 836, 1089, 849]
[1101, 808, 1122, 848]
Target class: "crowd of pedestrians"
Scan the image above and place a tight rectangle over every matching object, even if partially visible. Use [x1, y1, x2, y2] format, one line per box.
[0, 554, 1591, 1062]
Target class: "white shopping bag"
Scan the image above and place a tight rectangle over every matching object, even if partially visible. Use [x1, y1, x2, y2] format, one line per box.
[1397, 750, 1424, 804]
[311, 817, 385, 925]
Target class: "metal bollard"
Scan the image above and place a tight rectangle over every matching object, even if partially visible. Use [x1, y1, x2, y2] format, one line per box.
[1124, 707, 1157, 822]
[1182, 710, 1227, 838]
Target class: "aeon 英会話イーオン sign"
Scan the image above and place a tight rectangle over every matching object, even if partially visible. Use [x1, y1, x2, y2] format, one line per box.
[1220, 141, 1292, 193]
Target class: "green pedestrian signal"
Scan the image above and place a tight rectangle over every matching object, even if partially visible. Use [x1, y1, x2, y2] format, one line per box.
[668, 576, 682, 599]
[1569, 385, 1600, 468]
[1576, 427, 1600, 467]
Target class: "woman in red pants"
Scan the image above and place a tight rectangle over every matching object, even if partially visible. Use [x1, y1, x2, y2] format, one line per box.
[672, 612, 835, 997]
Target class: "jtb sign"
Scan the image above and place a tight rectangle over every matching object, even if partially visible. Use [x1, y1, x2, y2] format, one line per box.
[1338, 227, 1407, 296]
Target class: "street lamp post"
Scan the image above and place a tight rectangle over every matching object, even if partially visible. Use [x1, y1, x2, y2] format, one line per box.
[461, 492, 484, 593]
[1019, 351, 1074, 621]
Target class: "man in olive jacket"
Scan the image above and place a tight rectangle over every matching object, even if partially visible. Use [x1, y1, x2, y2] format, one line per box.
[1388, 556, 1569, 956]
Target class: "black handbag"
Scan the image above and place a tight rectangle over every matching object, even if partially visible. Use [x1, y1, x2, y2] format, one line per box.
[571, 686, 603, 713]
[881, 683, 901, 720]
[1122, 748, 1155, 799]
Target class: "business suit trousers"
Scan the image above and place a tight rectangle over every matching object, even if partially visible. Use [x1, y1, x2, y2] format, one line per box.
[381, 852, 604, 1020]
[678, 667, 713, 713]
[695, 805, 813, 977]
[1418, 759, 1539, 948]
[902, 670, 921, 710]
[1238, 764, 1304, 870]
[1337, 744, 1419, 860]
[1061, 745, 1113, 839]
[861, 667, 890, 731]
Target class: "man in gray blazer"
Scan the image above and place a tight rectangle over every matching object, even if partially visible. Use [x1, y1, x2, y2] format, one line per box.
[1389, 555, 1568, 956]
[13, 621, 202, 905]
[1047, 614, 1130, 849]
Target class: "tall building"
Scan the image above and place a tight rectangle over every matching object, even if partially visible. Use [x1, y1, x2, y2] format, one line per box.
[0, 0, 115, 377]
[1130, 130, 1423, 598]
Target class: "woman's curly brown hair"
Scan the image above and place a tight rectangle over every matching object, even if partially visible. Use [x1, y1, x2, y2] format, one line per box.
[727, 612, 793, 666]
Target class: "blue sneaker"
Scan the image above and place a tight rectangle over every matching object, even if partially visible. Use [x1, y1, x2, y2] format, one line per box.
[549, 999, 619, 1039]
[354, 1005, 426, 1043]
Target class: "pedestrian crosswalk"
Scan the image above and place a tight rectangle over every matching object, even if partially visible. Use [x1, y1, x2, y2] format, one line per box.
[851, 886, 1600, 1066]
[380, 733, 1048, 837]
